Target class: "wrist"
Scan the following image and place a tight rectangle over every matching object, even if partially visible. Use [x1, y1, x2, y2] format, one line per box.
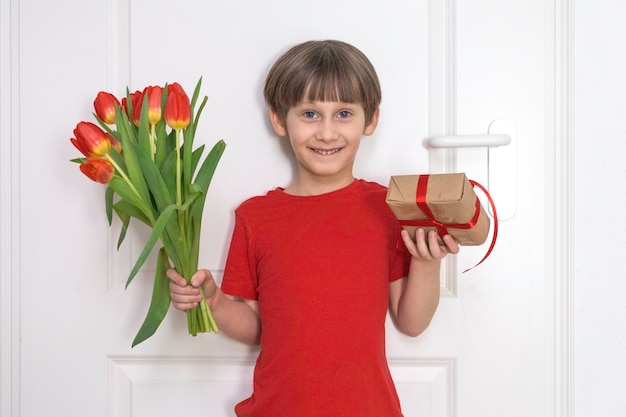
[205, 286, 223, 312]
[409, 257, 442, 279]
[410, 256, 442, 268]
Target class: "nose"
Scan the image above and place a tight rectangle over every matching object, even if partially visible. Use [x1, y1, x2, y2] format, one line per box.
[315, 118, 339, 142]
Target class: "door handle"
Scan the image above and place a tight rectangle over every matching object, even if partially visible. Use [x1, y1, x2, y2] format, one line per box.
[426, 134, 511, 148]
[425, 119, 517, 220]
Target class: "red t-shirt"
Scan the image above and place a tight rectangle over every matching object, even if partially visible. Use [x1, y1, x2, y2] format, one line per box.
[221, 179, 411, 417]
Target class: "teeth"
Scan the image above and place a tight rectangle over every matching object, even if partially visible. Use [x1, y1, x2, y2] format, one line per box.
[313, 148, 340, 155]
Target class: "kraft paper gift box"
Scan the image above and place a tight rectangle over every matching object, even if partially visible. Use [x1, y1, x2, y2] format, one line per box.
[386, 173, 490, 246]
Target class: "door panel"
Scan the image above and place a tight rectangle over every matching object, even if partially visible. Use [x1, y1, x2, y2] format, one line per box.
[13, 0, 546, 416]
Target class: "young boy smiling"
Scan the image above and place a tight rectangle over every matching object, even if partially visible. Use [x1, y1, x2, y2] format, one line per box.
[168, 39, 459, 417]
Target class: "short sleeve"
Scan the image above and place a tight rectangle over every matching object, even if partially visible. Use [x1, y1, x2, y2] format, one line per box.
[221, 212, 259, 300]
[389, 225, 412, 282]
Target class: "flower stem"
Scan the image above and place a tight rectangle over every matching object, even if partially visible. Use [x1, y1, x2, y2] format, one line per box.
[175, 129, 182, 206]
[150, 124, 156, 161]
[174, 128, 189, 263]
[106, 155, 139, 197]
[198, 287, 219, 333]
[105, 154, 155, 224]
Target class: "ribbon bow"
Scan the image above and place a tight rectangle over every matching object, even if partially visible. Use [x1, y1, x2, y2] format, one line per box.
[400, 175, 498, 273]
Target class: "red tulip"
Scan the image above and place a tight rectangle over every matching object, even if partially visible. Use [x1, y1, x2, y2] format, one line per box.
[143, 85, 163, 125]
[93, 92, 120, 124]
[71, 121, 111, 157]
[164, 82, 191, 130]
[110, 136, 123, 154]
[122, 90, 143, 125]
[79, 157, 114, 184]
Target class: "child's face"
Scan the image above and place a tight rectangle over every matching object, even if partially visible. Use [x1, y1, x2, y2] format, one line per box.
[270, 101, 379, 187]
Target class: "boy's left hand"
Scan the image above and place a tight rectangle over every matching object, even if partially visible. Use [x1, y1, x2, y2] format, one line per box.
[401, 228, 460, 262]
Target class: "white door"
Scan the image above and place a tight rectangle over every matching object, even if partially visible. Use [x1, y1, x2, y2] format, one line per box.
[3, 0, 552, 416]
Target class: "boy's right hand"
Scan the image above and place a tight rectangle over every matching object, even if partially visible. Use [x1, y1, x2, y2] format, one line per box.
[167, 268, 218, 312]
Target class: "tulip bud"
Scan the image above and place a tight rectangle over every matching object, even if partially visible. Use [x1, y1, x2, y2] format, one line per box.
[93, 92, 120, 124]
[144, 85, 163, 125]
[71, 121, 111, 157]
[109, 135, 123, 154]
[164, 82, 191, 130]
[122, 90, 143, 126]
[79, 157, 114, 184]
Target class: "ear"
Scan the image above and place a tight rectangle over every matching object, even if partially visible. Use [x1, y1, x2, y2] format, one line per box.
[363, 107, 380, 136]
[269, 108, 288, 137]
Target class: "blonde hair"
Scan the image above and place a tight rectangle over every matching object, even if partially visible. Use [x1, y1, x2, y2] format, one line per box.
[264, 40, 382, 125]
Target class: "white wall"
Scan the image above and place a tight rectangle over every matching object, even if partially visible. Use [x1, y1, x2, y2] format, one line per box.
[574, 1, 626, 415]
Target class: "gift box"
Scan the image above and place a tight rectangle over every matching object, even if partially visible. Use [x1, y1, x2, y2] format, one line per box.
[386, 173, 491, 246]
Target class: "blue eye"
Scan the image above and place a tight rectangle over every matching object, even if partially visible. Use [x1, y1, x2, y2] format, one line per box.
[338, 110, 351, 118]
[303, 111, 317, 118]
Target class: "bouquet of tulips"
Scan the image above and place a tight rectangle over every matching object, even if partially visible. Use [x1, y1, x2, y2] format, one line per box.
[70, 78, 225, 346]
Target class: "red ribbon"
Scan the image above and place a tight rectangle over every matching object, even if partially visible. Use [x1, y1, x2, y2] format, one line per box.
[466, 180, 498, 272]
[401, 176, 482, 235]
[399, 175, 498, 273]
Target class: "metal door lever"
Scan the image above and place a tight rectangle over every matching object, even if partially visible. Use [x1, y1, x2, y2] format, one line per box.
[426, 134, 511, 149]
[425, 119, 517, 220]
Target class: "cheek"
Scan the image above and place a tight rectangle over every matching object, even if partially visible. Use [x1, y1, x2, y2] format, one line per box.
[342, 127, 365, 144]
[287, 123, 313, 144]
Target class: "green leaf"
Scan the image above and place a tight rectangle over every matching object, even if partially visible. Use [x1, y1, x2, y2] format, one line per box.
[131, 247, 172, 347]
[113, 199, 151, 226]
[191, 144, 205, 175]
[70, 157, 87, 164]
[136, 149, 173, 213]
[107, 146, 128, 175]
[113, 207, 130, 249]
[194, 140, 226, 194]
[94, 114, 122, 142]
[105, 186, 115, 226]
[192, 95, 208, 136]
[182, 96, 208, 182]
[158, 232, 184, 278]
[135, 150, 186, 258]
[189, 77, 202, 112]
[160, 149, 178, 202]
[182, 133, 193, 197]
[137, 96, 152, 157]
[125, 203, 179, 289]
[188, 79, 207, 152]
[108, 177, 151, 223]
[187, 140, 226, 234]
[181, 78, 207, 197]
[165, 129, 177, 156]
[113, 126, 153, 218]
[180, 189, 201, 211]
[187, 210, 201, 272]
[115, 103, 138, 145]
[154, 119, 168, 169]
[187, 140, 226, 268]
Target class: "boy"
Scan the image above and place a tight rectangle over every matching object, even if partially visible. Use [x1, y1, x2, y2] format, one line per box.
[168, 39, 459, 417]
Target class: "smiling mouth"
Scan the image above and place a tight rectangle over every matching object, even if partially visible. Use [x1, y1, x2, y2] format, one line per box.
[311, 147, 341, 156]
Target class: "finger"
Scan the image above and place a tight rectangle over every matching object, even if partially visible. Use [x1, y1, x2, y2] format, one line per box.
[171, 299, 200, 312]
[190, 269, 212, 288]
[415, 229, 434, 260]
[169, 280, 197, 296]
[166, 268, 188, 287]
[427, 230, 449, 258]
[167, 271, 201, 298]
[400, 229, 419, 257]
[170, 284, 202, 302]
[442, 234, 460, 254]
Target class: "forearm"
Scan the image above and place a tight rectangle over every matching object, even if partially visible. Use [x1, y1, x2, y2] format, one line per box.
[391, 258, 441, 337]
[209, 288, 261, 345]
